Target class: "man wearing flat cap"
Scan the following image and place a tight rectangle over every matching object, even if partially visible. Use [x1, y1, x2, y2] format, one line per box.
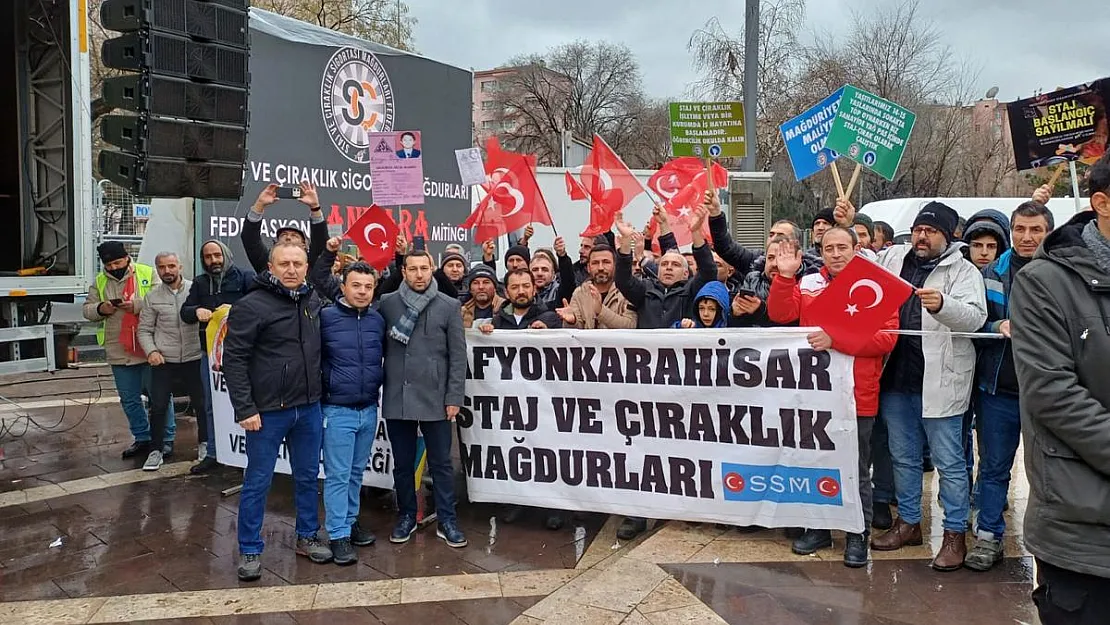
[83, 241, 173, 460]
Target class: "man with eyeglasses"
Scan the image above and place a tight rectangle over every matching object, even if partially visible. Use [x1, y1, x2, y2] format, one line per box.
[868, 202, 987, 572]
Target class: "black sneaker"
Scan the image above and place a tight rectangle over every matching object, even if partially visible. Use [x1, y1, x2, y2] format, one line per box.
[436, 521, 467, 548]
[502, 505, 524, 524]
[237, 553, 262, 581]
[350, 522, 376, 547]
[121, 441, 150, 459]
[872, 502, 893, 531]
[791, 529, 832, 555]
[390, 515, 418, 544]
[545, 514, 565, 531]
[616, 517, 648, 540]
[331, 537, 358, 566]
[190, 456, 219, 475]
[844, 532, 869, 568]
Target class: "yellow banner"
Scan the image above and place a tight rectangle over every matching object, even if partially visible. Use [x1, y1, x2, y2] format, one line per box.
[205, 305, 232, 368]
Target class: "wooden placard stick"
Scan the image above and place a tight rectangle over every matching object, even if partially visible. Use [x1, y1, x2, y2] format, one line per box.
[844, 163, 863, 199]
[705, 155, 716, 196]
[830, 161, 847, 200]
[1046, 162, 1067, 188]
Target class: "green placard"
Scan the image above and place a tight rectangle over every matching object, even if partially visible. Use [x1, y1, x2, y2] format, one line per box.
[824, 86, 916, 181]
[669, 101, 747, 158]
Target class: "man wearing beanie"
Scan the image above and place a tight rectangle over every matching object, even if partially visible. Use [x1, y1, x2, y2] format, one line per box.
[461, 264, 504, 327]
[503, 245, 531, 275]
[810, 208, 835, 255]
[440, 251, 470, 301]
[83, 242, 173, 460]
[871, 201, 987, 571]
[962, 209, 1011, 270]
[852, 214, 876, 252]
[242, 182, 330, 274]
[180, 239, 256, 473]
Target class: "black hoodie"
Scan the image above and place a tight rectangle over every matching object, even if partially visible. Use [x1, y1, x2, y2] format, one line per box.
[181, 239, 256, 352]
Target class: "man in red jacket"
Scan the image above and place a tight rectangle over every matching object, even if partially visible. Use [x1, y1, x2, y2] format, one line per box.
[767, 226, 899, 568]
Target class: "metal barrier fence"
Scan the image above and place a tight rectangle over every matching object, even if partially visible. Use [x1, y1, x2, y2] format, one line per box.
[94, 178, 150, 259]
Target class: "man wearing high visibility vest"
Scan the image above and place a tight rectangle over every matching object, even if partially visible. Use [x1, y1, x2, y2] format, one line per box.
[82, 241, 173, 459]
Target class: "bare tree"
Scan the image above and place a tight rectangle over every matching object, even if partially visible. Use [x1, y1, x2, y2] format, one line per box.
[688, 0, 808, 171]
[490, 41, 645, 166]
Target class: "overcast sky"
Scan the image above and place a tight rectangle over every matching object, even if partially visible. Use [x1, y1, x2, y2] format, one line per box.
[405, 0, 1106, 104]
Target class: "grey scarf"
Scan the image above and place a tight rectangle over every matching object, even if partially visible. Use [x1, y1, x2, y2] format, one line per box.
[1082, 220, 1110, 275]
[389, 279, 439, 345]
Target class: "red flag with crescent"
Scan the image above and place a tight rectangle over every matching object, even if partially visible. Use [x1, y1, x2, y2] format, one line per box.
[578, 134, 644, 236]
[647, 158, 726, 248]
[810, 255, 914, 353]
[463, 155, 551, 242]
[345, 204, 399, 271]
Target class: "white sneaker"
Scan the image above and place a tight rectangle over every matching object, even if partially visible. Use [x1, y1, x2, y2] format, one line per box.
[197, 445, 208, 462]
[143, 450, 163, 471]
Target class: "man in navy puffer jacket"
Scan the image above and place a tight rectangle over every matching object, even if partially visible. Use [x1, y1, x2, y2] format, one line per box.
[319, 260, 386, 566]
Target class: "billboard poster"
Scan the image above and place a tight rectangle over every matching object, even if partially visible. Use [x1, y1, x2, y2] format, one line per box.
[1006, 78, 1110, 171]
[197, 14, 474, 263]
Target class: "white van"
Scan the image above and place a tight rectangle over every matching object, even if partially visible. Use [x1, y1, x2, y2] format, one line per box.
[860, 197, 1087, 244]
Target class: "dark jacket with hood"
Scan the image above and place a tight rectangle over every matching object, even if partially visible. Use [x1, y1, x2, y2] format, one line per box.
[962, 208, 1011, 258]
[673, 281, 730, 328]
[221, 273, 323, 421]
[1010, 211, 1110, 579]
[320, 298, 385, 409]
[730, 255, 821, 328]
[616, 238, 716, 329]
[487, 301, 563, 330]
[535, 253, 577, 308]
[180, 239, 256, 352]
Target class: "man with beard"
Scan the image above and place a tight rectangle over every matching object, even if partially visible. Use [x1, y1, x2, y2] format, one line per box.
[870, 202, 987, 571]
[573, 234, 611, 286]
[556, 244, 637, 329]
[529, 238, 576, 308]
[83, 241, 171, 460]
[241, 182, 329, 274]
[137, 252, 208, 471]
[478, 269, 563, 528]
[461, 265, 504, 328]
[223, 243, 332, 580]
[181, 240, 255, 473]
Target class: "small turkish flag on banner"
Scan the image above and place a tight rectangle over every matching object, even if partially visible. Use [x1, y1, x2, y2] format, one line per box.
[810, 255, 914, 353]
[344, 204, 399, 271]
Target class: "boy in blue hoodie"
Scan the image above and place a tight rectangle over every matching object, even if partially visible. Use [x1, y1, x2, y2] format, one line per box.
[675, 281, 730, 328]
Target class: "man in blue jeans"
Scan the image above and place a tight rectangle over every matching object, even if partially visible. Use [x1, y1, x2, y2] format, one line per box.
[871, 203, 987, 571]
[180, 239, 254, 473]
[316, 239, 385, 565]
[964, 200, 1053, 571]
[378, 250, 468, 548]
[222, 243, 332, 581]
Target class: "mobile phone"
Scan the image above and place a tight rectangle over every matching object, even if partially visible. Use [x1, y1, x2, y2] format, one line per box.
[413, 235, 426, 252]
[737, 289, 758, 298]
[109, 298, 123, 306]
[275, 186, 302, 200]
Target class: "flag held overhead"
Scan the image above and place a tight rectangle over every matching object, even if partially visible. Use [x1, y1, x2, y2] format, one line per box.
[344, 204, 400, 271]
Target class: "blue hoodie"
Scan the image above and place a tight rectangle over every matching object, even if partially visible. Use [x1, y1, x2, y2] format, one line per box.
[963, 208, 1011, 253]
[673, 281, 731, 328]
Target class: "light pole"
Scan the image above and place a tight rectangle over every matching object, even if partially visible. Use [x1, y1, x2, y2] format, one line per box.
[743, 0, 759, 172]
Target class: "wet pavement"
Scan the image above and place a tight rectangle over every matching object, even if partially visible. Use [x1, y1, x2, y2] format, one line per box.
[0, 368, 1040, 624]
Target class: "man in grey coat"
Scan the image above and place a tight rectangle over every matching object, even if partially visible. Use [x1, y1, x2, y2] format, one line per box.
[137, 252, 207, 471]
[378, 250, 468, 548]
[1012, 153, 1110, 624]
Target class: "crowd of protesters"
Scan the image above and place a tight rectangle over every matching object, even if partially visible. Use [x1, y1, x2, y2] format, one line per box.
[83, 153, 1110, 622]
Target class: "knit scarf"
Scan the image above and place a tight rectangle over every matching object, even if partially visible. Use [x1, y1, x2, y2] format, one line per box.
[389, 279, 438, 345]
[266, 272, 311, 300]
[1082, 220, 1110, 275]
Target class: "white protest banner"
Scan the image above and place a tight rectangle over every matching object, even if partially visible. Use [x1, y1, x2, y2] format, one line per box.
[459, 328, 863, 533]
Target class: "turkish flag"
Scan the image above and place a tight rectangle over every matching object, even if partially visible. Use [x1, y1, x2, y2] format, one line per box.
[579, 134, 644, 235]
[345, 204, 399, 271]
[565, 170, 589, 201]
[650, 159, 726, 248]
[463, 155, 552, 242]
[810, 255, 914, 353]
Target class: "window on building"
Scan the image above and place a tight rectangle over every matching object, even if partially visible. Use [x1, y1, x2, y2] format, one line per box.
[501, 120, 515, 131]
[481, 100, 498, 111]
[482, 120, 496, 130]
[481, 80, 499, 93]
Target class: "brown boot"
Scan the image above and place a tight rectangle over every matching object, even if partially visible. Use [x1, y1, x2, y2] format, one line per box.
[870, 518, 923, 551]
[931, 531, 967, 571]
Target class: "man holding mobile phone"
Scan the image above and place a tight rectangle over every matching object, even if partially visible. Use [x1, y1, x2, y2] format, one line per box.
[241, 181, 330, 274]
[83, 241, 173, 460]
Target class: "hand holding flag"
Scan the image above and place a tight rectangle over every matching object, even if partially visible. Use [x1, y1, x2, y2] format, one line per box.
[810, 254, 914, 354]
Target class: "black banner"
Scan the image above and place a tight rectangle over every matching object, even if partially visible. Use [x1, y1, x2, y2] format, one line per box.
[196, 14, 474, 262]
[1007, 78, 1109, 171]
